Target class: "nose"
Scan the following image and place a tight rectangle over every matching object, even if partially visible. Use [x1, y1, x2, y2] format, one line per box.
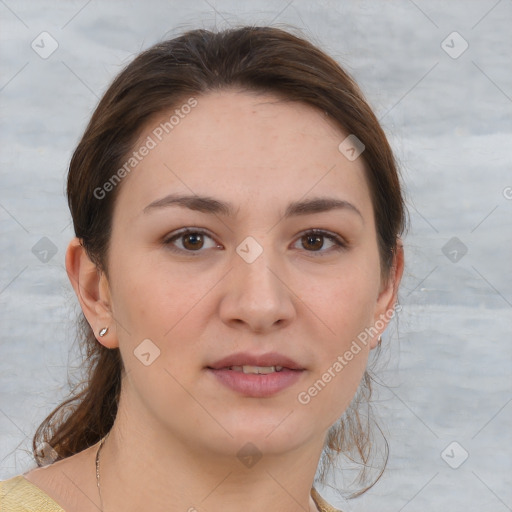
[218, 244, 296, 333]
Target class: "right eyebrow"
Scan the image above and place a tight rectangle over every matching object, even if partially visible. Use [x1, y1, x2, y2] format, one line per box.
[143, 193, 234, 216]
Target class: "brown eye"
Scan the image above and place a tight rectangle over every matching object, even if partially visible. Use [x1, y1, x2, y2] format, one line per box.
[164, 228, 219, 254]
[182, 232, 204, 250]
[302, 233, 324, 251]
[294, 229, 347, 255]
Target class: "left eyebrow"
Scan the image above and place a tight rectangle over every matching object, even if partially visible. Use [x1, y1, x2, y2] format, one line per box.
[143, 194, 364, 222]
[284, 196, 363, 222]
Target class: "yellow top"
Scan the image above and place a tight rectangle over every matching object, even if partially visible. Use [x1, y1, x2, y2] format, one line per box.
[0, 476, 64, 511]
[0, 475, 341, 511]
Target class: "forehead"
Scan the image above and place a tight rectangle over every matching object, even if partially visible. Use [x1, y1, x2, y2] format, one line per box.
[113, 90, 372, 221]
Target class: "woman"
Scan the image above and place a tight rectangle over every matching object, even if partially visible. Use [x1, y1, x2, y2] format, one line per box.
[0, 26, 405, 511]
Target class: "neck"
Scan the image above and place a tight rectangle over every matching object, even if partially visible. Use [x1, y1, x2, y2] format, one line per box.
[99, 405, 325, 512]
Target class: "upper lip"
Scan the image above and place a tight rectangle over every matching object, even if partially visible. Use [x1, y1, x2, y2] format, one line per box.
[207, 352, 304, 370]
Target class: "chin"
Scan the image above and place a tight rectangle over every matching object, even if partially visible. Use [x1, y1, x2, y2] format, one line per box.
[208, 407, 318, 454]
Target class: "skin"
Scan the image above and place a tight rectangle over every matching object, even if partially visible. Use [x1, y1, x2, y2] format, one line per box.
[25, 90, 403, 512]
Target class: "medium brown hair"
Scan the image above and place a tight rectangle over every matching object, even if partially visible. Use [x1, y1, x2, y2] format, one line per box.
[33, 25, 406, 497]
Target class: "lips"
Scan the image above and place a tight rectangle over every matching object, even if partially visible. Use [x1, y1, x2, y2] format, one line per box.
[228, 365, 283, 374]
[206, 352, 305, 398]
[207, 352, 304, 371]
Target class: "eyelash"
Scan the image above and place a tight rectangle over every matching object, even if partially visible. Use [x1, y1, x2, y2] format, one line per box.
[162, 228, 347, 256]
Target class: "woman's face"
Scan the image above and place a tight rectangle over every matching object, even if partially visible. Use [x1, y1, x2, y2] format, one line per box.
[101, 90, 399, 457]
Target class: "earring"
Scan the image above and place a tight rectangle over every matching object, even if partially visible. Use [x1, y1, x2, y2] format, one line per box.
[378, 336, 382, 344]
[99, 327, 109, 337]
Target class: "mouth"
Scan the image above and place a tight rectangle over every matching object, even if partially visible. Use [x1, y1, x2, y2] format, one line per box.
[207, 352, 304, 372]
[224, 365, 285, 374]
[206, 352, 305, 397]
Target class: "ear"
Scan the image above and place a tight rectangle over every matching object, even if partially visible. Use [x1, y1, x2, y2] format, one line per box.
[65, 237, 118, 349]
[370, 239, 405, 349]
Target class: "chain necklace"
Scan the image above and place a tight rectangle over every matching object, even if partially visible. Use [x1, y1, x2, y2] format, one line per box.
[94, 433, 328, 512]
[95, 433, 109, 512]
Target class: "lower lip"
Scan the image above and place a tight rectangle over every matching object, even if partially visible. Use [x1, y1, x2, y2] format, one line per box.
[208, 368, 303, 398]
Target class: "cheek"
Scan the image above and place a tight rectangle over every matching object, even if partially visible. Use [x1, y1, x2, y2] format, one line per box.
[298, 258, 380, 425]
[107, 255, 221, 388]
[107, 261, 203, 415]
[108, 253, 204, 337]
[307, 257, 380, 340]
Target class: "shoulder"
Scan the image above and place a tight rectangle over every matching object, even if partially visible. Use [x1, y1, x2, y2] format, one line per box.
[0, 475, 65, 512]
[311, 487, 344, 512]
[2, 444, 99, 512]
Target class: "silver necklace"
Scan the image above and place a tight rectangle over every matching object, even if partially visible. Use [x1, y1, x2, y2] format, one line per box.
[95, 434, 109, 511]
[95, 433, 322, 512]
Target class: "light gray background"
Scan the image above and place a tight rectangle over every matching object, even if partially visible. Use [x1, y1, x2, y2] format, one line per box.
[1, 1, 511, 511]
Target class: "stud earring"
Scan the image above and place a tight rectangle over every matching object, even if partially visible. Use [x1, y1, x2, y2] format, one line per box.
[99, 327, 109, 337]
